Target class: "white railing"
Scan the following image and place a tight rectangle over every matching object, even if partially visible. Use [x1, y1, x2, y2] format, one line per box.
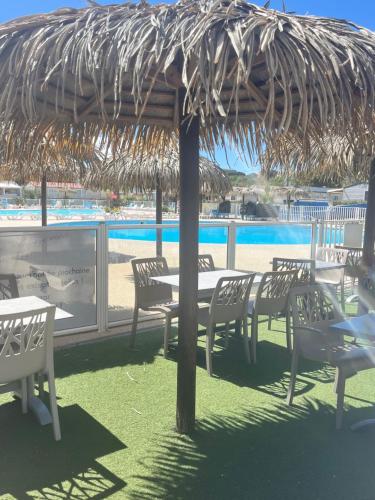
[0, 220, 320, 336]
[313, 218, 365, 249]
[279, 205, 366, 222]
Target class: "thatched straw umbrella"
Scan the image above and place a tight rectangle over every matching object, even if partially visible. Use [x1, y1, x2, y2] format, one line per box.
[260, 132, 375, 257]
[261, 134, 375, 184]
[0, 1, 373, 433]
[0, 145, 101, 225]
[85, 149, 231, 254]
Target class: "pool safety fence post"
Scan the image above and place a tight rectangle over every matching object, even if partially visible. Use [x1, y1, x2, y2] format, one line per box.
[227, 221, 237, 270]
[41, 174, 47, 227]
[97, 221, 109, 333]
[156, 174, 163, 257]
[318, 219, 324, 248]
[310, 220, 318, 259]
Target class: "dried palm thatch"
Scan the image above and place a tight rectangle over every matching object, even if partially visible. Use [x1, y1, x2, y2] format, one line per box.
[0, 0, 373, 164]
[0, 137, 101, 184]
[85, 149, 231, 196]
[260, 132, 375, 183]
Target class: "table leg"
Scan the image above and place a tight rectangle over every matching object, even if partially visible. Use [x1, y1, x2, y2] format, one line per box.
[235, 319, 241, 336]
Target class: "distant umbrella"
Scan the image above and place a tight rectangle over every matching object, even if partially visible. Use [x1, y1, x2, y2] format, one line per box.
[85, 148, 231, 255]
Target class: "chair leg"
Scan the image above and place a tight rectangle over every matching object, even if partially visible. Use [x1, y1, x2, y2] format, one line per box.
[38, 373, 45, 398]
[211, 326, 216, 354]
[20, 378, 28, 414]
[243, 318, 251, 364]
[268, 315, 272, 330]
[336, 369, 346, 430]
[333, 367, 339, 393]
[224, 322, 230, 348]
[130, 306, 139, 348]
[163, 316, 171, 358]
[47, 372, 61, 441]
[286, 310, 292, 352]
[250, 315, 258, 364]
[206, 325, 214, 376]
[286, 349, 299, 406]
[340, 282, 345, 311]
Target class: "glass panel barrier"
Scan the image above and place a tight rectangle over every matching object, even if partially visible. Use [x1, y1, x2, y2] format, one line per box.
[235, 222, 312, 274]
[0, 228, 97, 331]
[199, 224, 228, 270]
[107, 224, 180, 324]
[107, 222, 229, 325]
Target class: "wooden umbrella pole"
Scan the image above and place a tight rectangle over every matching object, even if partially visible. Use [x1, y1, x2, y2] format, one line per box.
[41, 173, 47, 227]
[155, 174, 163, 257]
[363, 158, 375, 268]
[176, 92, 200, 434]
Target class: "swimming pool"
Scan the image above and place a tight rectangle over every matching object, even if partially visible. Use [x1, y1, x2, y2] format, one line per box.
[56, 220, 313, 245]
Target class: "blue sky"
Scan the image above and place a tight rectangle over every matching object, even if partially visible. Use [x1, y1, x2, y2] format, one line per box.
[1, 1, 374, 173]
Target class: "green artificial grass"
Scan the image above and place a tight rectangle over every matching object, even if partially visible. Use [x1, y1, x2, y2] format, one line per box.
[1, 317, 375, 499]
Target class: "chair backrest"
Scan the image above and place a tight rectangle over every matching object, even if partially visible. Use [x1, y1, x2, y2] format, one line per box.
[272, 258, 315, 285]
[316, 246, 348, 264]
[0, 305, 55, 384]
[131, 257, 172, 308]
[316, 246, 348, 283]
[209, 273, 255, 324]
[0, 274, 19, 300]
[289, 285, 345, 357]
[254, 270, 297, 315]
[358, 273, 375, 313]
[198, 254, 215, 273]
[334, 245, 364, 280]
[289, 284, 344, 330]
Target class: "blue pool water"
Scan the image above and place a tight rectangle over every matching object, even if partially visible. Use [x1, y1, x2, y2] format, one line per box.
[56, 220, 312, 245]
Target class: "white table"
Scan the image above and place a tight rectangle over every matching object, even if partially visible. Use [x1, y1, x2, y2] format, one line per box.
[330, 313, 375, 343]
[151, 269, 262, 292]
[151, 270, 260, 337]
[0, 296, 72, 320]
[331, 313, 375, 430]
[4, 297, 72, 426]
[315, 260, 347, 271]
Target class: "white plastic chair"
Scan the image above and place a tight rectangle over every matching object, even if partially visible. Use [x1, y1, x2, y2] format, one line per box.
[315, 247, 348, 309]
[197, 254, 215, 302]
[198, 273, 255, 376]
[288, 284, 375, 429]
[131, 257, 179, 357]
[0, 305, 61, 440]
[248, 270, 297, 362]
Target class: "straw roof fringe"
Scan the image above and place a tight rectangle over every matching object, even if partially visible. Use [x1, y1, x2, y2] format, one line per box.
[0, 0, 374, 163]
[260, 132, 375, 182]
[85, 149, 232, 195]
[0, 140, 101, 183]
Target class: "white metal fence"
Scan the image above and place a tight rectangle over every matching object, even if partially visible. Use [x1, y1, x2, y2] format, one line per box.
[278, 205, 366, 222]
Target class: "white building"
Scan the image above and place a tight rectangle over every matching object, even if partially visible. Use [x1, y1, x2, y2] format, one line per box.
[328, 183, 368, 203]
[0, 181, 22, 201]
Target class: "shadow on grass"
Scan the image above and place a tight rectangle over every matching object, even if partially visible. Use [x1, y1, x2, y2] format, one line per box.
[55, 329, 164, 379]
[168, 334, 318, 400]
[0, 403, 127, 499]
[129, 401, 375, 500]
